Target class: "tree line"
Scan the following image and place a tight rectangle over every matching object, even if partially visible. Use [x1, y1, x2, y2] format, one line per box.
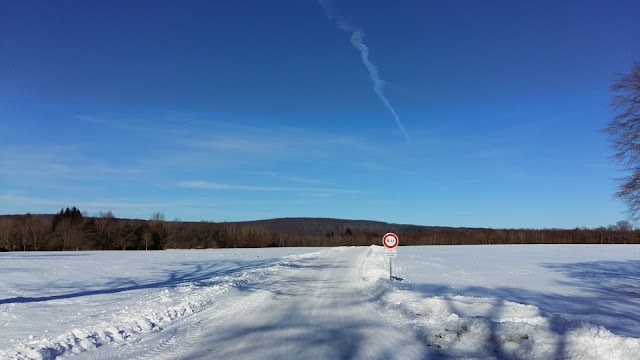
[0, 209, 638, 251]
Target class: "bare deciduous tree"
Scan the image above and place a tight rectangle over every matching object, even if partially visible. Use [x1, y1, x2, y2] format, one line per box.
[95, 210, 115, 249]
[0, 218, 19, 251]
[32, 216, 49, 250]
[22, 214, 32, 251]
[150, 212, 165, 222]
[604, 60, 640, 219]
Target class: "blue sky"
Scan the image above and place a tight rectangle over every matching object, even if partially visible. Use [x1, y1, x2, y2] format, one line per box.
[1, 0, 639, 228]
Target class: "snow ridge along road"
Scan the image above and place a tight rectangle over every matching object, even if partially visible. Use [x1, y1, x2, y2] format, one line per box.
[2, 246, 640, 359]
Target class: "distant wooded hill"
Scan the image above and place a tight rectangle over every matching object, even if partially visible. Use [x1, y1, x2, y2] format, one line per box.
[0, 212, 638, 251]
[232, 217, 439, 236]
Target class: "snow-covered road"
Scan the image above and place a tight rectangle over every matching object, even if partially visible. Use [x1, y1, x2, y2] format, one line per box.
[3, 245, 640, 359]
[83, 247, 432, 360]
[177, 248, 430, 359]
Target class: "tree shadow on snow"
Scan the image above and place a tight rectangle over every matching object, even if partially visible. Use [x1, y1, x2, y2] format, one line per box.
[367, 280, 567, 359]
[180, 304, 432, 360]
[541, 259, 640, 335]
[395, 259, 640, 359]
[0, 256, 322, 305]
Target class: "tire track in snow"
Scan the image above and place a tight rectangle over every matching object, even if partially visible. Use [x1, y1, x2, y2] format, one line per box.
[131, 251, 338, 360]
[185, 319, 207, 345]
[0, 305, 12, 328]
[134, 315, 218, 360]
[172, 247, 434, 360]
[6, 249, 337, 360]
[135, 326, 182, 360]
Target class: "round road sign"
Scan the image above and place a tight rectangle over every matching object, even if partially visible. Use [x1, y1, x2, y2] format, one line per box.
[383, 233, 399, 249]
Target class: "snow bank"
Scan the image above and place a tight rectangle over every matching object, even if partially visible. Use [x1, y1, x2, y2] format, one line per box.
[360, 245, 640, 360]
[1, 249, 334, 360]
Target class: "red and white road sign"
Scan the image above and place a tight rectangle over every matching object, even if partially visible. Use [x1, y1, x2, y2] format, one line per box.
[382, 232, 399, 249]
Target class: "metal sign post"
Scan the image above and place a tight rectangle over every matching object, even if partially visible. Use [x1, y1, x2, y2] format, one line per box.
[383, 233, 399, 280]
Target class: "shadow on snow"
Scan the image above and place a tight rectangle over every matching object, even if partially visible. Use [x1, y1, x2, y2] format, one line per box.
[177, 255, 437, 360]
[404, 260, 640, 339]
[0, 256, 321, 305]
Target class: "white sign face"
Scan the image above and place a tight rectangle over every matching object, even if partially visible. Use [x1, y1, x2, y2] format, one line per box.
[384, 248, 397, 257]
[383, 233, 399, 249]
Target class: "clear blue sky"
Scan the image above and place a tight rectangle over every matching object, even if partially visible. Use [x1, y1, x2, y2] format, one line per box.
[1, 0, 639, 228]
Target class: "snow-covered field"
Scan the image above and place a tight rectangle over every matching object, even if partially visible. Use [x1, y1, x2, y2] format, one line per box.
[1, 245, 639, 359]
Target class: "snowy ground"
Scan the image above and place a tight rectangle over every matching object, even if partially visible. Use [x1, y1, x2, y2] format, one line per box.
[1, 245, 639, 359]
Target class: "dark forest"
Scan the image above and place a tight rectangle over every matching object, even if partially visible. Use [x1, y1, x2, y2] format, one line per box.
[0, 208, 637, 251]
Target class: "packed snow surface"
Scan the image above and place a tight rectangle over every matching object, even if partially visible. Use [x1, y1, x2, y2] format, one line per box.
[1, 245, 639, 359]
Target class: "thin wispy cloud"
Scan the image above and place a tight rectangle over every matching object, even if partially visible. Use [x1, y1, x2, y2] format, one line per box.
[318, 0, 410, 143]
[0, 145, 143, 184]
[75, 114, 161, 135]
[455, 179, 482, 185]
[179, 180, 358, 195]
[585, 163, 616, 169]
[255, 171, 329, 185]
[0, 145, 83, 180]
[186, 134, 288, 157]
[179, 125, 382, 168]
[359, 161, 393, 172]
[75, 112, 382, 163]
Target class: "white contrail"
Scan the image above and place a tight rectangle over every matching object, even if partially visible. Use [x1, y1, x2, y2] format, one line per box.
[319, 0, 410, 143]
